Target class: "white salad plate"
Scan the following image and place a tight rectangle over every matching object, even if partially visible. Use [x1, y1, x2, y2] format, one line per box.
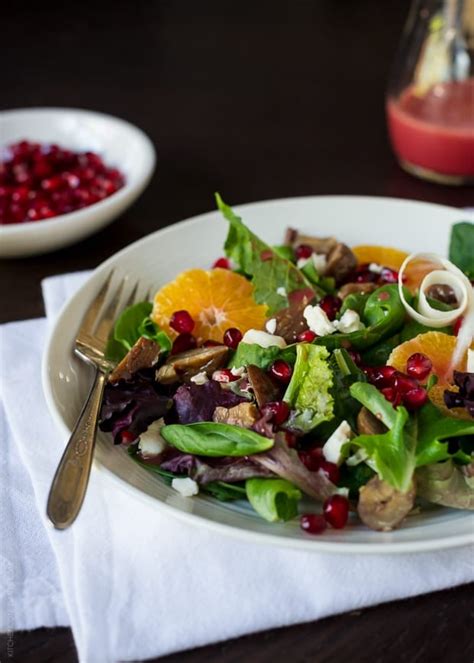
[0, 107, 156, 257]
[42, 196, 474, 553]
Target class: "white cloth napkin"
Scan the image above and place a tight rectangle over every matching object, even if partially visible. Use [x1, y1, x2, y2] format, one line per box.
[1, 271, 473, 663]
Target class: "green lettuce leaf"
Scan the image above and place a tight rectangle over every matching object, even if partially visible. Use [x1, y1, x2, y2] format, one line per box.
[449, 221, 474, 279]
[216, 193, 314, 313]
[349, 383, 416, 492]
[414, 403, 474, 466]
[246, 478, 302, 522]
[283, 344, 334, 433]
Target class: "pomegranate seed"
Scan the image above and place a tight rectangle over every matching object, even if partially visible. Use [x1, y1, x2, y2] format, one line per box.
[171, 333, 197, 354]
[380, 267, 399, 283]
[170, 310, 195, 334]
[295, 244, 313, 260]
[203, 339, 221, 347]
[269, 359, 293, 384]
[298, 449, 322, 471]
[300, 513, 327, 535]
[355, 263, 378, 283]
[212, 257, 230, 269]
[212, 368, 239, 383]
[366, 365, 397, 388]
[323, 495, 349, 529]
[406, 353, 432, 380]
[260, 249, 274, 261]
[378, 291, 390, 301]
[393, 372, 419, 394]
[319, 460, 340, 484]
[453, 317, 463, 336]
[319, 295, 342, 321]
[11, 186, 29, 204]
[261, 400, 290, 425]
[284, 431, 297, 448]
[403, 387, 428, 411]
[381, 387, 402, 406]
[296, 329, 317, 343]
[119, 431, 136, 445]
[223, 327, 243, 350]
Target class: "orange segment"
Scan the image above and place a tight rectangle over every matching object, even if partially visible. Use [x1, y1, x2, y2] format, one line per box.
[388, 331, 472, 417]
[388, 331, 469, 385]
[152, 268, 267, 342]
[352, 245, 409, 270]
[428, 384, 472, 421]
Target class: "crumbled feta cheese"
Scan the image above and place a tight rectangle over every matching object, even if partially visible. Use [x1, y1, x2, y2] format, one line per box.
[230, 366, 246, 377]
[369, 262, 383, 274]
[334, 309, 364, 334]
[241, 329, 287, 348]
[312, 253, 327, 275]
[171, 477, 199, 497]
[336, 486, 350, 498]
[190, 371, 209, 385]
[265, 318, 277, 334]
[138, 418, 166, 458]
[467, 349, 474, 373]
[296, 257, 311, 269]
[303, 305, 336, 336]
[322, 420, 352, 465]
[276, 286, 287, 297]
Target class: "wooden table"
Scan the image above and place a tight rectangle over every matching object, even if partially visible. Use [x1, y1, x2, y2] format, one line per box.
[1, 1, 473, 661]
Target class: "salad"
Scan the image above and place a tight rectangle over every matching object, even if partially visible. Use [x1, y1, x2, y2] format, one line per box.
[99, 195, 474, 534]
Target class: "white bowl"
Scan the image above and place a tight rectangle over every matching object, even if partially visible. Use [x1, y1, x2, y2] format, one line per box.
[43, 195, 474, 554]
[0, 107, 156, 257]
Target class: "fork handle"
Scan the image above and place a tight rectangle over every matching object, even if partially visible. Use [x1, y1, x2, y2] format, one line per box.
[47, 369, 107, 529]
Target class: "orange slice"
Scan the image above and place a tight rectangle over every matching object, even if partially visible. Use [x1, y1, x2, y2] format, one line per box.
[388, 331, 469, 384]
[388, 331, 471, 418]
[352, 245, 409, 270]
[152, 268, 267, 342]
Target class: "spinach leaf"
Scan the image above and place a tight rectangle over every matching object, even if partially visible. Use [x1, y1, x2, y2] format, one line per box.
[283, 344, 334, 433]
[161, 422, 274, 456]
[449, 221, 474, 279]
[105, 301, 172, 362]
[138, 317, 172, 353]
[361, 334, 400, 366]
[246, 478, 302, 522]
[315, 285, 410, 351]
[340, 292, 370, 317]
[230, 342, 296, 370]
[400, 319, 451, 342]
[216, 193, 314, 313]
[299, 261, 335, 296]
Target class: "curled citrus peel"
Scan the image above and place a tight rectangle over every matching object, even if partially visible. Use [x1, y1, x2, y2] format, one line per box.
[398, 252, 474, 378]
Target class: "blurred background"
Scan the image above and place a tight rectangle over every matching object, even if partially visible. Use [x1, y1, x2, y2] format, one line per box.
[1, 0, 472, 319]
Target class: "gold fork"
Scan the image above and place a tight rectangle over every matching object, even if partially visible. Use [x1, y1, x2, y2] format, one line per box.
[47, 272, 144, 530]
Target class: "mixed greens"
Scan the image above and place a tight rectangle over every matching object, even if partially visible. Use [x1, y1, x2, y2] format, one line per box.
[99, 197, 474, 534]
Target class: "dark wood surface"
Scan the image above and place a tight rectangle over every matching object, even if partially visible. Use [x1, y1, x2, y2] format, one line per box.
[2, 1, 473, 661]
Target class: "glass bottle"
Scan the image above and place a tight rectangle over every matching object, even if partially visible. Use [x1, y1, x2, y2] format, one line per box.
[386, 0, 474, 185]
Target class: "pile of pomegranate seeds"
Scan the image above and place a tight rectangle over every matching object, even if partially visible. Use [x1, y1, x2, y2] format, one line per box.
[365, 352, 432, 411]
[0, 140, 125, 224]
